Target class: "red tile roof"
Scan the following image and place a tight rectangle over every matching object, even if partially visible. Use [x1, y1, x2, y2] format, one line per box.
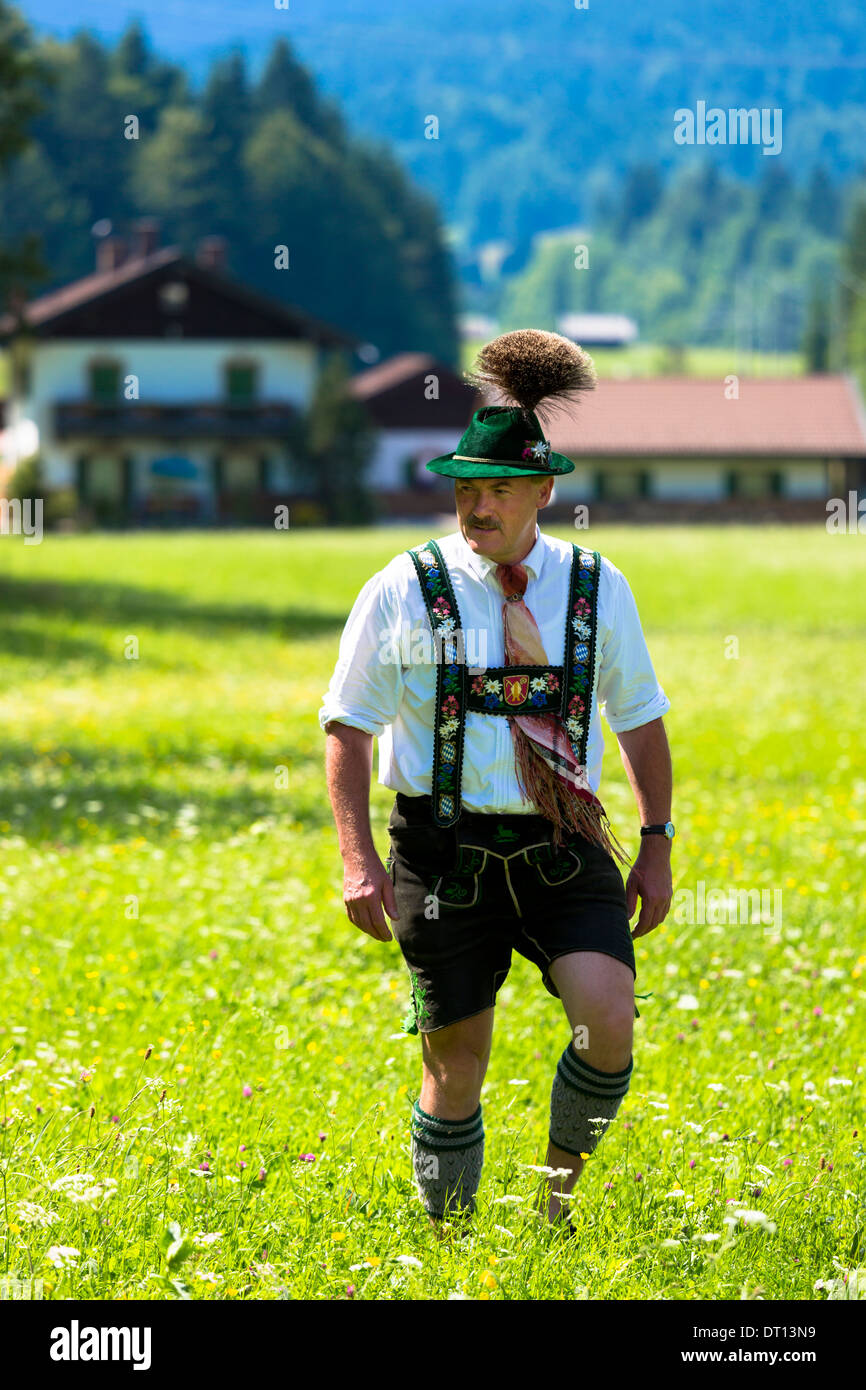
[540, 376, 866, 457]
[348, 353, 443, 398]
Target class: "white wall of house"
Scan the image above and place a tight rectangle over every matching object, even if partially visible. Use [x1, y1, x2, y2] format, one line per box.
[32, 339, 315, 403]
[781, 462, 827, 498]
[650, 464, 727, 500]
[548, 467, 596, 501]
[41, 445, 78, 490]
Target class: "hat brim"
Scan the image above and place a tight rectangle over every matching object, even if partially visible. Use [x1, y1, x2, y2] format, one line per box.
[425, 452, 575, 478]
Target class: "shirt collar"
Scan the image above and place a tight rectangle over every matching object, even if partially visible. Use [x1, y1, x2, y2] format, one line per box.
[455, 524, 546, 584]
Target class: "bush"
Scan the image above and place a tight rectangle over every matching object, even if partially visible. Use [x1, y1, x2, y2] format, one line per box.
[43, 488, 81, 529]
[288, 500, 327, 527]
[6, 453, 44, 503]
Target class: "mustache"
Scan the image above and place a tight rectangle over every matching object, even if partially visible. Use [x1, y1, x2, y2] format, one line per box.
[467, 518, 500, 530]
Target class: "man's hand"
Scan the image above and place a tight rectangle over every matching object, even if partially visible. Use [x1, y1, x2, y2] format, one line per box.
[625, 838, 672, 939]
[343, 853, 400, 943]
[325, 723, 399, 943]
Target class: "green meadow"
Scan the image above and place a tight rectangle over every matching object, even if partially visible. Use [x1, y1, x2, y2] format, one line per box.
[0, 524, 863, 1301]
[458, 340, 804, 378]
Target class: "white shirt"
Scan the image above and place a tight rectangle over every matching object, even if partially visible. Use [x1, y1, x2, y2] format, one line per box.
[318, 526, 670, 813]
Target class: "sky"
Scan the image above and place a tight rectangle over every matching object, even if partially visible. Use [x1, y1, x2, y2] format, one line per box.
[14, 0, 413, 81]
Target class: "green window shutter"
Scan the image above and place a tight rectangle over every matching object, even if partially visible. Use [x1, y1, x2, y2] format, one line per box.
[89, 363, 120, 403]
[226, 364, 258, 402]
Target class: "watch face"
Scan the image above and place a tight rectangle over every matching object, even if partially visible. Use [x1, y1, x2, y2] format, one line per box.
[665, 822, 675, 838]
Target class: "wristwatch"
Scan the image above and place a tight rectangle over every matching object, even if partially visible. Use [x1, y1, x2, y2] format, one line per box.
[640, 822, 675, 840]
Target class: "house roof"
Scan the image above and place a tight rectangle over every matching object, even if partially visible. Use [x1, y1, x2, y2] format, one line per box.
[539, 376, 866, 458]
[348, 352, 443, 399]
[346, 363, 866, 455]
[348, 352, 480, 428]
[0, 246, 357, 347]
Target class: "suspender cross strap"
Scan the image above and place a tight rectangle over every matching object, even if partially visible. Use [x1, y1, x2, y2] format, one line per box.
[406, 538, 601, 829]
[405, 541, 467, 826]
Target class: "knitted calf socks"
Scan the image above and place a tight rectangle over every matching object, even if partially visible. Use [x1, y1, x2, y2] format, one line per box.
[549, 1044, 633, 1158]
[410, 1100, 485, 1219]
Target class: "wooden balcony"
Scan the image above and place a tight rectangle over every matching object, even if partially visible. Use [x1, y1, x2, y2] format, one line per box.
[55, 400, 299, 440]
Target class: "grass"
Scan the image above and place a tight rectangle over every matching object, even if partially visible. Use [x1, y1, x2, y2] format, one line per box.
[0, 524, 864, 1301]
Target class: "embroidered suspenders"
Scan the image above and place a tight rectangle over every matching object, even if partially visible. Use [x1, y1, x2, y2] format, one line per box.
[406, 539, 601, 828]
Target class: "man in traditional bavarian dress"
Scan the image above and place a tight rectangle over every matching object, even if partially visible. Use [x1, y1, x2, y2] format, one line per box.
[320, 330, 673, 1233]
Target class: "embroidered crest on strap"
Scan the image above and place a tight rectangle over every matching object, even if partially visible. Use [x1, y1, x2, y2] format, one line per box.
[467, 667, 563, 716]
[407, 540, 601, 829]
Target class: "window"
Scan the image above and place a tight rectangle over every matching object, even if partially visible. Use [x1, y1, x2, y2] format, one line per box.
[222, 455, 259, 491]
[158, 280, 189, 313]
[84, 455, 125, 502]
[596, 469, 648, 501]
[89, 361, 121, 403]
[730, 470, 782, 499]
[225, 362, 258, 403]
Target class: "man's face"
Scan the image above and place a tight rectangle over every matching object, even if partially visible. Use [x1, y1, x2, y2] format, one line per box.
[455, 474, 554, 563]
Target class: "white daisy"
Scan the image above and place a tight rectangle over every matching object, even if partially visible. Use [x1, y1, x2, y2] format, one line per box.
[46, 1245, 80, 1269]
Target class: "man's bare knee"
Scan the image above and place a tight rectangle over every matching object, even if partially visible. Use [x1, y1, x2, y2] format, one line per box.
[423, 1045, 484, 1085]
[572, 1000, 634, 1070]
[420, 1011, 493, 1115]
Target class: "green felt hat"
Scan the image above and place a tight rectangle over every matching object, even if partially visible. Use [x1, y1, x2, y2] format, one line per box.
[425, 405, 575, 478]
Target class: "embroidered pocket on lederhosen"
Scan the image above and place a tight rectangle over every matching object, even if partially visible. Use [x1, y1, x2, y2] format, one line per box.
[522, 841, 584, 887]
[431, 844, 487, 909]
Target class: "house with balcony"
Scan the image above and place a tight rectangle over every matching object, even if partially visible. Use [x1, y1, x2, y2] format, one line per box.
[0, 219, 356, 524]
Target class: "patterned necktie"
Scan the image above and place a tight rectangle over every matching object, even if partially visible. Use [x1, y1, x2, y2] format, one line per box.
[495, 561, 626, 860]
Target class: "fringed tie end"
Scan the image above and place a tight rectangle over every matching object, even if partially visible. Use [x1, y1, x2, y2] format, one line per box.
[511, 721, 632, 866]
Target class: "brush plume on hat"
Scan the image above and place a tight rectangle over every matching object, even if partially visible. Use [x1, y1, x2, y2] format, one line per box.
[464, 328, 597, 429]
[423, 329, 594, 478]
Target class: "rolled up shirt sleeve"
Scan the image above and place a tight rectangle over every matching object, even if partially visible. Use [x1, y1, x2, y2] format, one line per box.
[319, 570, 405, 738]
[596, 563, 671, 733]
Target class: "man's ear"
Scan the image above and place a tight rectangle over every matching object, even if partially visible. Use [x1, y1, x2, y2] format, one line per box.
[536, 477, 554, 509]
